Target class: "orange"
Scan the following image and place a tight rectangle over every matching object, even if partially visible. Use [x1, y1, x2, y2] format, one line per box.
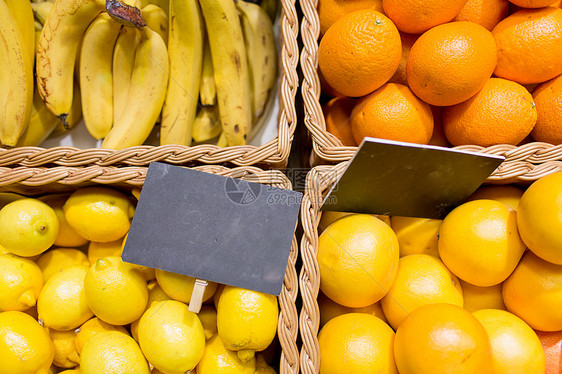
[503, 251, 562, 331]
[390, 216, 442, 257]
[318, 0, 384, 35]
[443, 78, 537, 147]
[318, 313, 397, 374]
[318, 10, 401, 97]
[534, 330, 562, 374]
[453, 0, 510, 30]
[473, 309, 545, 374]
[438, 200, 526, 287]
[517, 172, 562, 264]
[350, 83, 434, 145]
[388, 32, 418, 86]
[382, 0, 467, 34]
[492, 7, 562, 84]
[323, 97, 357, 146]
[427, 106, 451, 147]
[406, 22, 497, 106]
[318, 291, 387, 327]
[466, 185, 524, 211]
[460, 281, 506, 312]
[532, 73, 562, 144]
[510, 0, 559, 7]
[317, 214, 399, 308]
[318, 69, 345, 98]
[381, 255, 463, 329]
[394, 303, 494, 374]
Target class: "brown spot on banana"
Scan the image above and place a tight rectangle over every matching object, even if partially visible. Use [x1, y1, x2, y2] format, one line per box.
[106, 0, 146, 28]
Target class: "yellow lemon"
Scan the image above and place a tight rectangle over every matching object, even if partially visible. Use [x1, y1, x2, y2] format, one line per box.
[319, 211, 391, 233]
[63, 187, 134, 243]
[460, 280, 506, 312]
[41, 195, 89, 248]
[199, 305, 218, 339]
[438, 200, 526, 286]
[394, 303, 493, 374]
[36, 248, 89, 282]
[197, 334, 256, 374]
[318, 291, 387, 327]
[84, 256, 148, 325]
[37, 266, 93, 331]
[138, 300, 205, 373]
[466, 185, 523, 211]
[213, 284, 225, 308]
[74, 317, 129, 354]
[390, 216, 442, 257]
[58, 370, 80, 374]
[473, 309, 545, 374]
[502, 251, 562, 331]
[318, 313, 397, 374]
[46, 328, 80, 369]
[517, 172, 562, 264]
[80, 331, 149, 374]
[130, 280, 171, 341]
[87, 239, 123, 264]
[318, 214, 399, 308]
[217, 286, 278, 361]
[0, 244, 7, 255]
[0, 311, 54, 374]
[0, 198, 59, 257]
[0, 254, 43, 311]
[155, 269, 218, 303]
[381, 254, 464, 329]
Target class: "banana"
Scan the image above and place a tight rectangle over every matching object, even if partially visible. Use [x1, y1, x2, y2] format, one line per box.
[0, 1, 34, 146]
[160, 0, 204, 146]
[79, 13, 122, 140]
[199, 0, 251, 146]
[102, 27, 168, 149]
[5, 0, 35, 69]
[36, 0, 144, 124]
[113, 27, 141, 122]
[237, 0, 277, 124]
[260, 0, 278, 23]
[193, 105, 221, 142]
[217, 132, 228, 147]
[35, 22, 42, 56]
[31, 2, 53, 26]
[148, 0, 168, 14]
[53, 80, 83, 134]
[200, 40, 216, 106]
[16, 89, 59, 147]
[141, 4, 168, 45]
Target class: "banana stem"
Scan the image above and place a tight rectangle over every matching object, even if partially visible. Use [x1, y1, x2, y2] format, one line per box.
[106, 0, 146, 28]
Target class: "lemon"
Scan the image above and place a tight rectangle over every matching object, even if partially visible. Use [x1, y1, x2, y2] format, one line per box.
[0, 254, 43, 311]
[438, 200, 526, 287]
[460, 280, 506, 312]
[46, 328, 80, 369]
[36, 248, 89, 282]
[58, 370, 81, 374]
[87, 239, 123, 265]
[199, 305, 218, 340]
[75, 317, 129, 354]
[467, 185, 524, 211]
[381, 254, 464, 329]
[318, 291, 387, 327]
[197, 334, 256, 374]
[390, 216, 442, 257]
[318, 214, 399, 308]
[319, 211, 391, 233]
[130, 280, 171, 341]
[155, 269, 218, 304]
[0, 244, 8, 255]
[84, 256, 148, 325]
[0, 311, 54, 374]
[255, 354, 277, 374]
[138, 300, 205, 373]
[473, 309, 545, 373]
[63, 187, 134, 243]
[0, 198, 59, 257]
[217, 286, 278, 361]
[318, 313, 397, 374]
[80, 331, 149, 374]
[517, 171, 562, 264]
[37, 266, 93, 331]
[213, 284, 225, 308]
[42, 195, 89, 248]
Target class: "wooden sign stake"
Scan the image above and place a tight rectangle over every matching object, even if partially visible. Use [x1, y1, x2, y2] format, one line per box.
[188, 279, 208, 313]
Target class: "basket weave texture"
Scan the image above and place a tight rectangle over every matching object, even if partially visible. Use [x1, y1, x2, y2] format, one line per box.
[0, 165, 300, 374]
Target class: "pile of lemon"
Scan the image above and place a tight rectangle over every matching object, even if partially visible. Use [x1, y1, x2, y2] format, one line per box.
[316, 171, 562, 373]
[0, 187, 279, 374]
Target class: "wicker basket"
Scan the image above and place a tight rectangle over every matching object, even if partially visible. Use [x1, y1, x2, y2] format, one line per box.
[299, 0, 562, 179]
[0, 0, 299, 169]
[0, 165, 299, 374]
[298, 162, 558, 373]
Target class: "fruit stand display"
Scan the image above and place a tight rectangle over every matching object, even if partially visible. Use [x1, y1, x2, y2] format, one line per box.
[0, 165, 299, 374]
[0, 0, 298, 168]
[300, 0, 562, 177]
[299, 163, 562, 373]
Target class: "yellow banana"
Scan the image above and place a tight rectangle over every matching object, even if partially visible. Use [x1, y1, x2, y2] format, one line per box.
[193, 105, 221, 143]
[217, 132, 228, 147]
[237, 0, 277, 124]
[142, 4, 168, 45]
[17, 88, 59, 147]
[113, 26, 141, 122]
[200, 40, 216, 106]
[199, 0, 251, 146]
[160, 0, 204, 146]
[0, 1, 34, 146]
[102, 27, 168, 149]
[5, 0, 35, 69]
[35, 22, 42, 55]
[36, 0, 144, 124]
[53, 80, 83, 134]
[79, 13, 121, 140]
[148, 0, 168, 14]
[31, 1, 53, 25]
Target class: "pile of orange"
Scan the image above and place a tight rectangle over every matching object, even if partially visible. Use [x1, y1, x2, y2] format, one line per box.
[318, 0, 562, 146]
